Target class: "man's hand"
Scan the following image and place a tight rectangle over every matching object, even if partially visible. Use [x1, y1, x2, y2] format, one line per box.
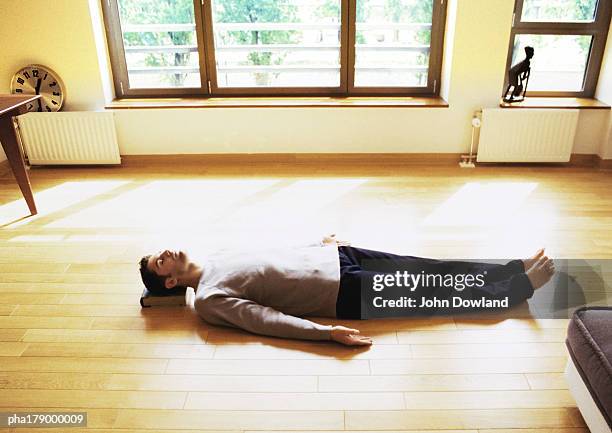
[322, 234, 351, 247]
[330, 325, 372, 346]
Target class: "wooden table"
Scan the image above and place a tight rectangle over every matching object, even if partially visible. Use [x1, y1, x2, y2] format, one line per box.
[0, 94, 40, 215]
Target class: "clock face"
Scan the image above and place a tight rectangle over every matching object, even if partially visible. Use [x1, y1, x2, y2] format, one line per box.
[10, 65, 65, 112]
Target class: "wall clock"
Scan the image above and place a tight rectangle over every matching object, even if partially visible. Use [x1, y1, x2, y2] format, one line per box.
[10, 64, 66, 112]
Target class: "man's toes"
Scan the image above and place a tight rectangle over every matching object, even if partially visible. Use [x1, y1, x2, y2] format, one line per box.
[541, 256, 553, 266]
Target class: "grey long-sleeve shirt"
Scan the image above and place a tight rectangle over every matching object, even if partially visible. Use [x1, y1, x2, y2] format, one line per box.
[193, 244, 341, 341]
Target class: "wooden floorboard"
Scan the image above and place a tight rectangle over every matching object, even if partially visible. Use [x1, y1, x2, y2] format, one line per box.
[1, 159, 609, 431]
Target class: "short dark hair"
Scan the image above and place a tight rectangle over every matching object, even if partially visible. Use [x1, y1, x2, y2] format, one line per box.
[139, 255, 169, 295]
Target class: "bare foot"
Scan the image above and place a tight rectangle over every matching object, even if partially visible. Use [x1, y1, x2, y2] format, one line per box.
[522, 248, 545, 271]
[526, 256, 555, 290]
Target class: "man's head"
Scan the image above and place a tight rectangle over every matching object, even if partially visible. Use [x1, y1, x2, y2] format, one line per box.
[139, 249, 195, 294]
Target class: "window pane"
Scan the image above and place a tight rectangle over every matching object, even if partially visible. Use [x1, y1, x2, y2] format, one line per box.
[354, 0, 433, 87]
[520, 0, 598, 22]
[117, 0, 201, 88]
[211, 0, 342, 88]
[511, 34, 592, 91]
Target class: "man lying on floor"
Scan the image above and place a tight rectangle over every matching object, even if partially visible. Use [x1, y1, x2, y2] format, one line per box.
[138, 235, 555, 346]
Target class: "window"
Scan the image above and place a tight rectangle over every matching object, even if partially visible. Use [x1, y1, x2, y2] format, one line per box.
[350, 0, 445, 94]
[506, 0, 611, 97]
[205, 0, 346, 94]
[102, 0, 447, 98]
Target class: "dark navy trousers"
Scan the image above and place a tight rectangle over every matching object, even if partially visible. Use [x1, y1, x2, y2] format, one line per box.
[335, 245, 534, 319]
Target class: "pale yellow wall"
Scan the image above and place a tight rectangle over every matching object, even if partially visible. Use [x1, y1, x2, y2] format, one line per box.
[0, 0, 610, 162]
[595, 18, 612, 159]
[0, 0, 107, 110]
[0, 0, 107, 162]
[111, 0, 512, 154]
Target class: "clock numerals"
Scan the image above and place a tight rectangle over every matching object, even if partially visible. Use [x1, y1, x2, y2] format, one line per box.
[12, 66, 63, 111]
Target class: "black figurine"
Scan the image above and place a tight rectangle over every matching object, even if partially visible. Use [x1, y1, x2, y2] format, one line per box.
[503, 46, 534, 103]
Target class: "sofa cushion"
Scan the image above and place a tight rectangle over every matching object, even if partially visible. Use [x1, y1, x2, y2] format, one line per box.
[566, 306, 612, 428]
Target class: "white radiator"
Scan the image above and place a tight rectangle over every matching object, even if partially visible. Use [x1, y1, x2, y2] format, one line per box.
[476, 108, 579, 163]
[16, 112, 121, 165]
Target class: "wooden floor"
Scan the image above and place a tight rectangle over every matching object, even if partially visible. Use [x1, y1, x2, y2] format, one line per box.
[1, 157, 611, 433]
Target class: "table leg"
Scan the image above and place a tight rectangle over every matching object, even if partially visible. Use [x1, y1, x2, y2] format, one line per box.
[0, 113, 37, 215]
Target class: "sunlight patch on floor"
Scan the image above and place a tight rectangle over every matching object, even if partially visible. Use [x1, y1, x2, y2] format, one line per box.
[0, 181, 129, 228]
[219, 178, 369, 228]
[44, 179, 280, 229]
[422, 182, 540, 227]
[44, 178, 368, 231]
[7, 234, 138, 243]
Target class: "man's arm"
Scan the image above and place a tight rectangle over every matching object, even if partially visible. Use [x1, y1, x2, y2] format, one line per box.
[196, 295, 334, 341]
[197, 295, 372, 345]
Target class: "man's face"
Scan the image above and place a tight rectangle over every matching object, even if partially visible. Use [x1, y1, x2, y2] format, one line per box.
[146, 249, 190, 289]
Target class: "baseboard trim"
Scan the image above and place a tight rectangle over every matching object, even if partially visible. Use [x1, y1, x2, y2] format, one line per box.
[121, 153, 464, 167]
[0, 153, 608, 171]
[2, 153, 606, 172]
[570, 154, 612, 169]
[598, 157, 612, 169]
[569, 154, 600, 167]
[120, 153, 612, 168]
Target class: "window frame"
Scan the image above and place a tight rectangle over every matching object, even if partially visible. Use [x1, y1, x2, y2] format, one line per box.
[102, 0, 211, 98]
[201, 0, 350, 96]
[347, 0, 447, 96]
[102, 0, 448, 98]
[504, 0, 612, 98]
